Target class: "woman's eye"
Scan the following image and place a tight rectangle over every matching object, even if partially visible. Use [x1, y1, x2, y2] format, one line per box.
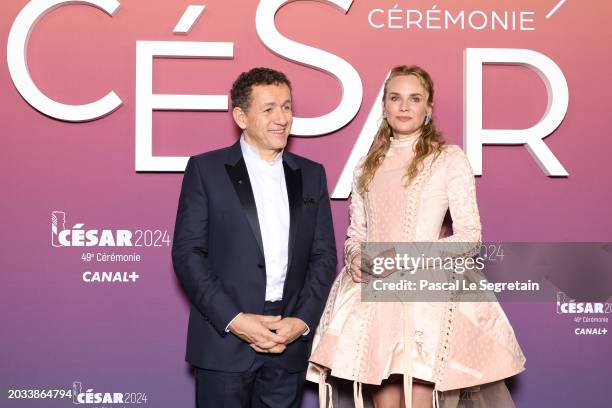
[390, 96, 398, 101]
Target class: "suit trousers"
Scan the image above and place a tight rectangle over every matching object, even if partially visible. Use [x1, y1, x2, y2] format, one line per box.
[195, 301, 307, 408]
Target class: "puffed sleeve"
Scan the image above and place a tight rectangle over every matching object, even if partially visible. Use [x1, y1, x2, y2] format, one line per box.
[436, 145, 482, 249]
[344, 157, 367, 267]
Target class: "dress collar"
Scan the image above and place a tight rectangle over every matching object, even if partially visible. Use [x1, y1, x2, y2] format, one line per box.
[389, 135, 418, 148]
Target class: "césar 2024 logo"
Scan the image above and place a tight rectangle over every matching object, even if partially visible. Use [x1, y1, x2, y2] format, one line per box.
[51, 210, 171, 248]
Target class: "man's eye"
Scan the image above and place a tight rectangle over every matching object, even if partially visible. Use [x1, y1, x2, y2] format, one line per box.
[264, 108, 272, 113]
[283, 105, 292, 111]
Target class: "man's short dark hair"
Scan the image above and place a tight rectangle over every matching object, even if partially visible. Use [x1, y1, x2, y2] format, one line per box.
[230, 67, 292, 111]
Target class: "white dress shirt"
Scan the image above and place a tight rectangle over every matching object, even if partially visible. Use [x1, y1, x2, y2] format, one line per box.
[226, 136, 312, 335]
[240, 136, 290, 302]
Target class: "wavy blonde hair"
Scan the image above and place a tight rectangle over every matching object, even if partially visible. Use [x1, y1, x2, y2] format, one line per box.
[357, 65, 445, 193]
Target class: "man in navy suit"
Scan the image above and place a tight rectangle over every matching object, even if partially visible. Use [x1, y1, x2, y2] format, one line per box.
[172, 67, 336, 407]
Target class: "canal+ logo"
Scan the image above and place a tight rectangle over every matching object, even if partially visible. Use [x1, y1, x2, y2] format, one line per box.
[51, 211, 133, 247]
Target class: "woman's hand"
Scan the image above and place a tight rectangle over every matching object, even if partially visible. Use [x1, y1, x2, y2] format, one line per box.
[348, 248, 399, 283]
[348, 253, 365, 283]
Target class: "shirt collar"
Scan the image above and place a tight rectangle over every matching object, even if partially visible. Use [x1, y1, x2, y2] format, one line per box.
[240, 135, 283, 165]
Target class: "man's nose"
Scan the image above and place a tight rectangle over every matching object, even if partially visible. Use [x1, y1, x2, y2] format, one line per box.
[273, 109, 289, 125]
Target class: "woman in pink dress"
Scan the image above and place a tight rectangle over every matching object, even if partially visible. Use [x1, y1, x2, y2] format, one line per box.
[307, 66, 526, 407]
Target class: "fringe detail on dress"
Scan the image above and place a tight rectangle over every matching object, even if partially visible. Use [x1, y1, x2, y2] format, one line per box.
[403, 374, 413, 408]
[432, 388, 441, 407]
[353, 381, 363, 408]
[319, 371, 334, 408]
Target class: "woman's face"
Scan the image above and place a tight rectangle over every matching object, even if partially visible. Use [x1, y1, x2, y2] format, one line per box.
[383, 74, 432, 138]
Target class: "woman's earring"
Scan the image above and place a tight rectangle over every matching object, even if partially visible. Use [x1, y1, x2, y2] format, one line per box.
[424, 114, 430, 126]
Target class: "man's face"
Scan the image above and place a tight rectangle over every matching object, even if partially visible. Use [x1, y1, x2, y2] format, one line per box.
[233, 83, 293, 157]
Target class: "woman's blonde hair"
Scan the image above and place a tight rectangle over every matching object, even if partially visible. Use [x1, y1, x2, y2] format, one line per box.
[357, 65, 445, 193]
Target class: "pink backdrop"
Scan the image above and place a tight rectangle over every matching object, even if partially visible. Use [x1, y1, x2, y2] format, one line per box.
[2, 1, 611, 406]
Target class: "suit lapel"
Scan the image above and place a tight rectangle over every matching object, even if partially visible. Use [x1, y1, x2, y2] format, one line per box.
[283, 160, 302, 271]
[224, 142, 303, 274]
[225, 144, 264, 258]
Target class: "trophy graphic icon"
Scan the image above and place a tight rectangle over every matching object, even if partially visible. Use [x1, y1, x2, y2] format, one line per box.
[72, 381, 82, 404]
[51, 211, 66, 247]
[556, 291, 574, 314]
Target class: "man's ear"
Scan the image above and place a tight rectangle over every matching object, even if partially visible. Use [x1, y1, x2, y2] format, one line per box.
[232, 107, 247, 130]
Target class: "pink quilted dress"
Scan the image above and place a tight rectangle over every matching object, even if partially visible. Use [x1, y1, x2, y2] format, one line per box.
[307, 136, 526, 407]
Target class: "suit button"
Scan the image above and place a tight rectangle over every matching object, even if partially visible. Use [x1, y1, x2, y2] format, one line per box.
[257, 264, 264, 268]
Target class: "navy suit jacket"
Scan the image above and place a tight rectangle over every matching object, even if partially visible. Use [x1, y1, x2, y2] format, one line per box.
[172, 141, 337, 373]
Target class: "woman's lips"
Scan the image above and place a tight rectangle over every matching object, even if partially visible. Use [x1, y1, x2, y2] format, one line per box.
[396, 116, 412, 122]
